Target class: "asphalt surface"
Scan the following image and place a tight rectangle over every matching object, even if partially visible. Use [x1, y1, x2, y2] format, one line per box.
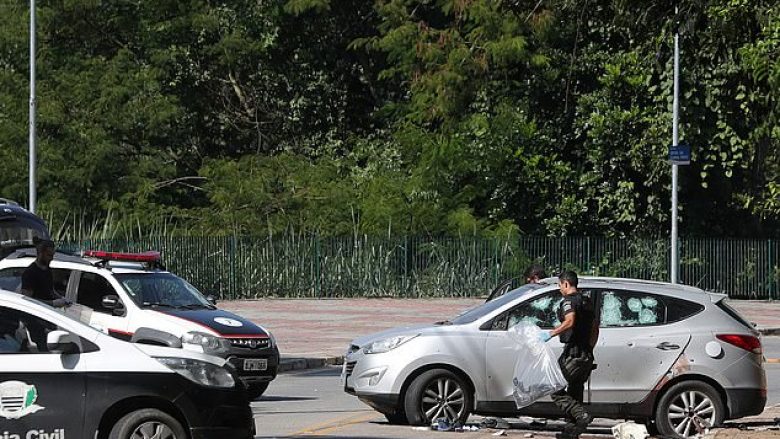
[254, 366, 780, 438]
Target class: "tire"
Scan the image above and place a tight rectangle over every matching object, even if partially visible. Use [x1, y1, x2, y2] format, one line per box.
[403, 368, 472, 426]
[247, 382, 270, 400]
[655, 381, 724, 439]
[384, 411, 408, 425]
[109, 408, 187, 439]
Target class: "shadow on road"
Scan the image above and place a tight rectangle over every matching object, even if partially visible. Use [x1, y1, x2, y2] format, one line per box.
[255, 395, 319, 402]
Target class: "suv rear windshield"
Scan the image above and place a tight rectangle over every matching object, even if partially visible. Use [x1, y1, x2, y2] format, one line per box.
[0, 216, 50, 258]
[716, 300, 754, 330]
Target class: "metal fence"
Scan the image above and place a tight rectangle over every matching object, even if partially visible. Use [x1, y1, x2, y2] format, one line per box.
[60, 236, 779, 300]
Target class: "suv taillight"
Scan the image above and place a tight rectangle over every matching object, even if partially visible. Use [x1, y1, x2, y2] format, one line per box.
[716, 334, 762, 354]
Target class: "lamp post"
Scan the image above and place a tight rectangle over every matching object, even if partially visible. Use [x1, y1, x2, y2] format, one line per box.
[670, 7, 680, 284]
[29, 0, 37, 213]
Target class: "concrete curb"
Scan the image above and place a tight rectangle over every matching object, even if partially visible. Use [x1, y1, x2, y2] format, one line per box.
[278, 355, 344, 373]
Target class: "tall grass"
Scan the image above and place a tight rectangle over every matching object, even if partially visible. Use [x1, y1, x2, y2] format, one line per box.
[49, 216, 780, 300]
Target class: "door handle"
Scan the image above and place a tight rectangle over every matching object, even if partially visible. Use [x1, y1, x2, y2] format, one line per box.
[656, 342, 680, 350]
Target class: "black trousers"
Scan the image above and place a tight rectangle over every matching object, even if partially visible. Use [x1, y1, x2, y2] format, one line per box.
[551, 344, 594, 421]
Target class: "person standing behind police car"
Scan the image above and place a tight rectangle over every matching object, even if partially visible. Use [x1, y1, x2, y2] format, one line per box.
[21, 238, 70, 308]
[538, 270, 599, 439]
[524, 264, 547, 284]
[21, 238, 70, 352]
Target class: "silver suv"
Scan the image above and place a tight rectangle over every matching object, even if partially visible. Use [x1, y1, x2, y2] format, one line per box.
[342, 277, 766, 438]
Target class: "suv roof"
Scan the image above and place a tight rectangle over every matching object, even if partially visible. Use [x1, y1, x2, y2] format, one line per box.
[0, 199, 51, 259]
[537, 275, 725, 304]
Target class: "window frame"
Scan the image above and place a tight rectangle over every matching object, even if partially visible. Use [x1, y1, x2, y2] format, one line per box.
[489, 290, 565, 331]
[595, 288, 678, 328]
[0, 305, 66, 355]
[74, 270, 125, 316]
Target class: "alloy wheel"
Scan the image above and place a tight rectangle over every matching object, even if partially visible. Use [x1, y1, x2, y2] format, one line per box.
[420, 376, 466, 423]
[131, 421, 178, 439]
[667, 390, 716, 437]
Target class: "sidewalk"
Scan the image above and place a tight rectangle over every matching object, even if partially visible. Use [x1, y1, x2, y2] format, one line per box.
[219, 298, 780, 372]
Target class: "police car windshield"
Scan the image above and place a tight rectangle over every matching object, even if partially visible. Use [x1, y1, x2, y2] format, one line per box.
[449, 283, 543, 325]
[114, 273, 214, 309]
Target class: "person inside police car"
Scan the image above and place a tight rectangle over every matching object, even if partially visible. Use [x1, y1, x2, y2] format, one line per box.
[21, 238, 70, 351]
[538, 270, 599, 439]
[0, 310, 23, 352]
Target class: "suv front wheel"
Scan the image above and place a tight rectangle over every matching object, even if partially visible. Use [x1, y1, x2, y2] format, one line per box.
[403, 368, 472, 426]
[655, 381, 724, 439]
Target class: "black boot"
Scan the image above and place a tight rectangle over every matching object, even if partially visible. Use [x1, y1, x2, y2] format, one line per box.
[556, 423, 576, 439]
[569, 412, 593, 437]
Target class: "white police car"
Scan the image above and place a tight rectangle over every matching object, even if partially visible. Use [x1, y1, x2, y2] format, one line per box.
[0, 289, 254, 439]
[0, 249, 279, 399]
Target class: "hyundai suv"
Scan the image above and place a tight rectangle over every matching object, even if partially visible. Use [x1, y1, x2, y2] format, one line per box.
[342, 277, 766, 439]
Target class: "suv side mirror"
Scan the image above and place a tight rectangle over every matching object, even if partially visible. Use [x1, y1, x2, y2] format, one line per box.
[206, 295, 217, 306]
[47, 330, 80, 354]
[102, 295, 126, 316]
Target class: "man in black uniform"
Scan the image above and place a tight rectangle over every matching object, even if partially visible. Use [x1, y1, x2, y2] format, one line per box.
[539, 270, 598, 439]
[21, 238, 70, 351]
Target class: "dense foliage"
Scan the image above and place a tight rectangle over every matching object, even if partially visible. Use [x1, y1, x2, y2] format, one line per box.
[0, 0, 777, 238]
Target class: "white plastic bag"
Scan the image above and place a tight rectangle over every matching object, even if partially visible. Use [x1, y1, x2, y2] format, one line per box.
[508, 321, 567, 408]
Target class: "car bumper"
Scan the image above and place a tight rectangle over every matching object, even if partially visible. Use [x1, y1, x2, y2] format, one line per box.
[226, 346, 280, 383]
[175, 384, 255, 439]
[725, 388, 766, 419]
[343, 350, 400, 397]
[357, 392, 401, 414]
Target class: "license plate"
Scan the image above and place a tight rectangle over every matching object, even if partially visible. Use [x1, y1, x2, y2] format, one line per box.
[243, 359, 267, 371]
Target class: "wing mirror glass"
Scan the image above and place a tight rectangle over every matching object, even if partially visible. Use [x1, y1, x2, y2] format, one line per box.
[101, 295, 126, 316]
[206, 295, 218, 306]
[46, 330, 80, 354]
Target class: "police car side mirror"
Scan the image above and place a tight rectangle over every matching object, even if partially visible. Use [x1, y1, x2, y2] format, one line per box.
[102, 295, 126, 316]
[206, 295, 217, 306]
[47, 330, 80, 354]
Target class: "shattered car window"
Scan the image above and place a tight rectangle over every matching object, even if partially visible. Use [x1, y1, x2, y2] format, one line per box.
[507, 292, 564, 329]
[600, 290, 665, 327]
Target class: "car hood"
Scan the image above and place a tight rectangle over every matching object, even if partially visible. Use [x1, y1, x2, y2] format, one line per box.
[351, 323, 454, 347]
[149, 307, 271, 338]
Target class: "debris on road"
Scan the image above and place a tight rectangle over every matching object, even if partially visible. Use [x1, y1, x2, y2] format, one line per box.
[481, 417, 511, 429]
[611, 421, 649, 439]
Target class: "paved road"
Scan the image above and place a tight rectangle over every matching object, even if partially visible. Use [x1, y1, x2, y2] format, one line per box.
[253, 366, 615, 438]
[254, 362, 780, 438]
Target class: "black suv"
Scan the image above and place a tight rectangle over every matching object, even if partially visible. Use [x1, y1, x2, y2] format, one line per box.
[0, 198, 51, 259]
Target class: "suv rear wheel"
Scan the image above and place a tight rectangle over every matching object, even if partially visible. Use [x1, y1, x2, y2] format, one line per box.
[109, 408, 186, 439]
[403, 368, 472, 426]
[655, 381, 724, 439]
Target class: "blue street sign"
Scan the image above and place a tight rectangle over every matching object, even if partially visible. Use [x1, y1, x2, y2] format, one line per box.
[669, 143, 691, 165]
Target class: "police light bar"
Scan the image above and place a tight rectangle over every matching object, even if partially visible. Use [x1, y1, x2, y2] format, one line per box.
[83, 250, 161, 263]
